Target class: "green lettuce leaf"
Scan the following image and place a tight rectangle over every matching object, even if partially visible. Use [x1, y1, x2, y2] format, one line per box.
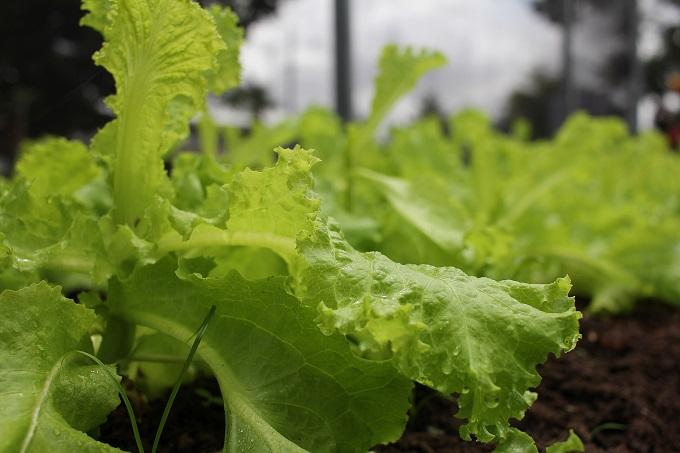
[0, 142, 111, 290]
[109, 258, 412, 453]
[80, 0, 112, 34]
[148, 146, 580, 448]
[493, 428, 537, 453]
[348, 45, 447, 162]
[367, 45, 446, 135]
[385, 117, 462, 181]
[225, 146, 319, 248]
[545, 430, 584, 453]
[128, 331, 196, 399]
[0, 181, 74, 256]
[0, 283, 120, 452]
[356, 168, 466, 257]
[158, 147, 319, 267]
[222, 120, 299, 170]
[90, 0, 226, 225]
[206, 5, 244, 94]
[296, 220, 581, 444]
[16, 138, 100, 200]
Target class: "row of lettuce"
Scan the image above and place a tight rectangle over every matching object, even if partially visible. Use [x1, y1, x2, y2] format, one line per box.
[211, 49, 680, 315]
[3, 0, 672, 452]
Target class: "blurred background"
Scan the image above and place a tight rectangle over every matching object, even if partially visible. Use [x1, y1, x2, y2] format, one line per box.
[2, 0, 679, 173]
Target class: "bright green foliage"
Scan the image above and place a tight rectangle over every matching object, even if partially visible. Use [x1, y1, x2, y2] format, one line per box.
[369, 45, 446, 131]
[0, 283, 120, 452]
[157, 148, 579, 449]
[299, 107, 346, 168]
[0, 1, 584, 452]
[292, 46, 447, 242]
[16, 138, 100, 200]
[0, 139, 111, 290]
[110, 258, 412, 453]
[297, 220, 580, 442]
[128, 332, 194, 399]
[356, 168, 466, 260]
[351, 113, 680, 312]
[545, 430, 584, 453]
[350, 46, 447, 184]
[289, 45, 680, 315]
[80, 0, 112, 33]
[221, 120, 299, 169]
[207, 5, 244, 93]
[303, 71, 680, 313]
[493, 428, 538, 453]
[0, 137, 104, 253]
[157, 147, 320, 267]
[493, 427, 583, 453]
[226, 147, 319, 248]
[90, 0, 226, 225]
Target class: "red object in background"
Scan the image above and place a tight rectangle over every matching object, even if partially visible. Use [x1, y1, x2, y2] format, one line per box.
[654, 103, 680, 150]
[669, 124, 680, 148]
[659, 73, 680, 150]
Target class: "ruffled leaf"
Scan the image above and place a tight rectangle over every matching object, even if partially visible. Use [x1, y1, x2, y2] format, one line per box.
[91, 0, 226, 224]
[109, 258, 412, 453]
[0, 283, 120, 452]
[296, 220, 581, 444]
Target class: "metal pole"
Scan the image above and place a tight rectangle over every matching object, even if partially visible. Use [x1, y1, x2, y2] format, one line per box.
[562, 0, 575, 121]
[626, 0, 640, 133]
[334, 0, 353, 122]
[284, 20, 298, 114]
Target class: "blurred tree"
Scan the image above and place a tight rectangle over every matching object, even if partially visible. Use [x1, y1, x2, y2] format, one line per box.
[0, 0, 283, 173]
[222, 84, 274, 123]
[0, 0, 111, 173]
[501, 0, 639, 138]
[645, 25, 680, 94]
[499, 71, 562, 139]
[646, 24, 680, 148]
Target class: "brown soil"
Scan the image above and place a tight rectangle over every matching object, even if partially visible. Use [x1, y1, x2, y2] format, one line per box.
[99, 301, 680, 452]
[378, 301, 680, 453]
[98, 378, 225, 453]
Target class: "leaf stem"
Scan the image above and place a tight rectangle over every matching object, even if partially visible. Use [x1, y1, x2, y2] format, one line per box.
[157, 228, 297, 264]
[345, 132, 354, 212]
[129, 354, 207, 364]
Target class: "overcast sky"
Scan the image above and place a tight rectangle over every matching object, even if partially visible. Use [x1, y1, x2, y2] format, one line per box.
[235, 0, 678, 128]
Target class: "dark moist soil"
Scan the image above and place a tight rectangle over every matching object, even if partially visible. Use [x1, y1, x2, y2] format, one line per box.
[98, 378, 225, 453]
[99, 301, 680, 452]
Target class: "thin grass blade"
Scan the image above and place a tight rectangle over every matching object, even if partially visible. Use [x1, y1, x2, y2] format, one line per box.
[151, 305, 217, 453]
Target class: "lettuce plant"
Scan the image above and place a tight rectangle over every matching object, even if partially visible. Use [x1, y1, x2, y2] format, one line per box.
[281, 50, 680, 314]
[0, 1, 581, 452]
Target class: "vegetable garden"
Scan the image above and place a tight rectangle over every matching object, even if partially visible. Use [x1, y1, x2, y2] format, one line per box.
[1, 0, 678, 452]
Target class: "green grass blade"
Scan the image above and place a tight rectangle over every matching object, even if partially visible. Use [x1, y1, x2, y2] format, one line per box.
[151, 305, 217, 453]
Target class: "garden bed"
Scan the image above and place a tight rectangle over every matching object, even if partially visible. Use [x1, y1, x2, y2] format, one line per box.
[99, 300, 680, 453]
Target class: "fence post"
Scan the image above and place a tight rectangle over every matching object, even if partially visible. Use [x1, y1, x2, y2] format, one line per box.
[626, 0, 640, 133]
[562, 0, 575, 122]
[334, 0, 353, 122]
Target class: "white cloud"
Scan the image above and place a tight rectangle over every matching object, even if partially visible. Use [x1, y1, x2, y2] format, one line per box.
[639, 0, 680, 59]
[241, 0, 561, 125]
